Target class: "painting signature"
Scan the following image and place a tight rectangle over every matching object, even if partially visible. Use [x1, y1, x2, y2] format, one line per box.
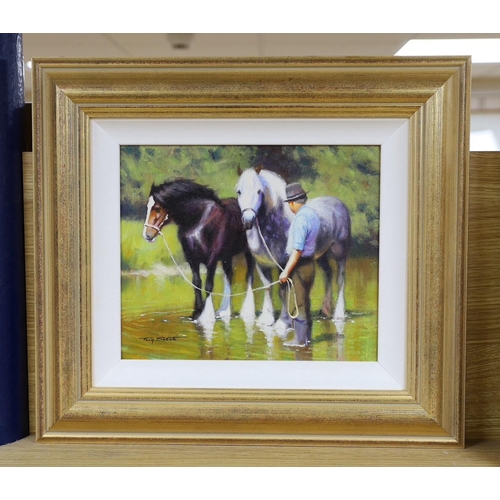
[140, 335, 186, 344]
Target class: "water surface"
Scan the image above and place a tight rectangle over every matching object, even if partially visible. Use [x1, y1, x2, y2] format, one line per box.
[121, 257, 378, 361]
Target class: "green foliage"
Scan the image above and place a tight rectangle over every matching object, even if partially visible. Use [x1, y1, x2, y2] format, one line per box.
[120, 146, 252, 218]
[251, 145, 319, 182]
[120, 220, 183, 271]
[300, 146, 380, 253]
[120, 144, 380, 264]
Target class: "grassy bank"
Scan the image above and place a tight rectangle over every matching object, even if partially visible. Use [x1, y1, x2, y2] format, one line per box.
[121, 219, 184, 272]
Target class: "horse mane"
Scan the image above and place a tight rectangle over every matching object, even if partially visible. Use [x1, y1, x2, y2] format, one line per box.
[150, 178, 222, 207]
[258, 169, 287, 209]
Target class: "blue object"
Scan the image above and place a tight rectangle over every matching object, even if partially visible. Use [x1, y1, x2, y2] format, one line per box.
[286, 205, 320, 258]
[0, 33, 29, 445]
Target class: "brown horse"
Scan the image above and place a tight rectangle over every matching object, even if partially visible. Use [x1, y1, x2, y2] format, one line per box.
[143, 179, 255, 323]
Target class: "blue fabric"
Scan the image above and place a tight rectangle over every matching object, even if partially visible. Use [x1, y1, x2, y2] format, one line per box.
[0, 34, 29, 446]
[286, 205, 320, 257]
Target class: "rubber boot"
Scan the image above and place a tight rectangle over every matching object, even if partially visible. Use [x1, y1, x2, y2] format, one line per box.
[284, 318, 310, 347]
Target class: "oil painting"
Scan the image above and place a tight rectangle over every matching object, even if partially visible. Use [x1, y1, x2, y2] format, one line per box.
[120, 145, 380, 361]
[33, 58, 468, 445]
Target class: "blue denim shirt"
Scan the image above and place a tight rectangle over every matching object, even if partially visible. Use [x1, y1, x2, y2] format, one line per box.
[286, 205, 320, 258]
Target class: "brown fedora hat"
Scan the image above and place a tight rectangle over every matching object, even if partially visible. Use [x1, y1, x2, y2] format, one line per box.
[284, 182, 308, 202]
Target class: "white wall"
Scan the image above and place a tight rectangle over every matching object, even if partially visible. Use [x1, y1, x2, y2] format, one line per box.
[471, 113, 500, 150]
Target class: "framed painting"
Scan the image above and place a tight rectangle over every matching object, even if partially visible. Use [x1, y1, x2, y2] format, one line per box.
[32, 58, 469, 445]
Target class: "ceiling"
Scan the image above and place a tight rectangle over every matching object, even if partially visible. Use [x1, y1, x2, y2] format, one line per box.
[22, 33, 500, 111]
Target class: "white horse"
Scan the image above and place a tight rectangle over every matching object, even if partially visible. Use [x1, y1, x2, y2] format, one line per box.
[236, 166, 351, 332]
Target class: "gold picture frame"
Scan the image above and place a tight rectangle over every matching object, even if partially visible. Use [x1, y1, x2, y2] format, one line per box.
[32, 58, 469, 445]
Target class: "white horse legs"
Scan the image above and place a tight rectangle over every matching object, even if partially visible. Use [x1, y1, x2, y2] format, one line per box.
[197, 294, 216, 330]
[333, 259, 347, 321]
[255, 265, 275, 327]
[216, 274, 232, 319]
[195, 258, 347, 337]
[273, 283, 293, 337]
[240, 279, 256, 324]
[333, 282, 346, 320]
[259, 291, 275, 326]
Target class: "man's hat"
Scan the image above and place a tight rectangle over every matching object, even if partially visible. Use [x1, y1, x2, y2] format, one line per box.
[284, 182, 308, 202]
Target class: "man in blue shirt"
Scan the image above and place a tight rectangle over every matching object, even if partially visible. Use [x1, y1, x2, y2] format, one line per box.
[279, 182, 320, 347]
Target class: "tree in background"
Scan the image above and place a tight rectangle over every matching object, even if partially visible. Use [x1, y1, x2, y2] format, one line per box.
[120, 145, 380, 256]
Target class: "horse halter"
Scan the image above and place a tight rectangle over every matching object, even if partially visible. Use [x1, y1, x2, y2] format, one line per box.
[240, 207, 257, 218]
[240, 207, 259, 230]
[240, 189, 264, 222]
[144, 213, 169, 233]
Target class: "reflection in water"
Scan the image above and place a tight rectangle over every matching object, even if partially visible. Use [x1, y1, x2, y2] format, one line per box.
[292, 347, 314, 362]
[123, 309, 374, 362]
[245, 318, 256, 345]
[121, 257, 378, 362]
[333, 319, 345, 337]
[200, 323, 214, 344]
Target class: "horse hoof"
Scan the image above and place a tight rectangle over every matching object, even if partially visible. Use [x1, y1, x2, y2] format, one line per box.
[216, 309, 231, 320]
[332, 318, 346, 336]
[240, 312, 256, 325]
[257, 309, 275, 326]
[273, 320, 292, 338]
[257, 315, 274, 328]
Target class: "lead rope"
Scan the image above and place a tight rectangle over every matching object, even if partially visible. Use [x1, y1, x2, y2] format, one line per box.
[144, 223, 299, 319]
[145, 224, 279, 297]
[254, 219, 299, 319]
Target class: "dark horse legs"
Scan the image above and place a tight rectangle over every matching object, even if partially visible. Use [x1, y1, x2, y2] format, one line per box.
[189, 261, 203, 320]
[317, 252, 334, 317]
[205, 263, 217, 297]
[217, 250, 255, 319]
[216, 258, 234, 318]
[190, 261, 218, 322]
[191, 252, 255, 322]
[244, 248, 255, 290]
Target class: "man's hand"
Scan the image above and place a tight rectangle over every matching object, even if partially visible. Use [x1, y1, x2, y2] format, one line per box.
[279, 270, 289, 283]
[279, 249, 303, 284]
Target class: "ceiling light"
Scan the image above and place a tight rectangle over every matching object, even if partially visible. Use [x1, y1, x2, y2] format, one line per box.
[396, 38, 500, 63]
